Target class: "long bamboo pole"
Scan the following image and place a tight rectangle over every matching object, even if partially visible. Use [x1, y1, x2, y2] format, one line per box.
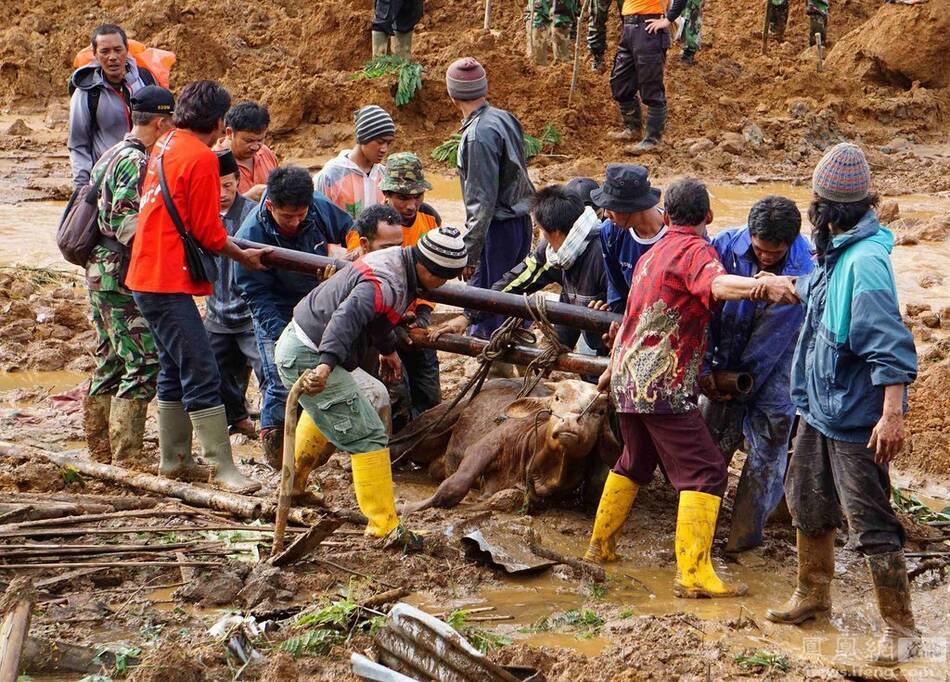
[408, 329, 609, 375]
[232, 239, 621, 332]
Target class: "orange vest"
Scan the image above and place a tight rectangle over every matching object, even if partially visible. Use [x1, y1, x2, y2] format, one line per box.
[622, 0, 665, 15]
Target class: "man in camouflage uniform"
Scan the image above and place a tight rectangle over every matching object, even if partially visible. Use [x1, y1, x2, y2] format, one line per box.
[587, 0, 623, 72]
[83, 86, 174, 466]
[526, 0, 580, 65]
[679, 0, 703, 64]
[768, 0, 828, 46]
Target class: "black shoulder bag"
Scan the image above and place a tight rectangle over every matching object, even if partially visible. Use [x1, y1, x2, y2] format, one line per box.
[156, 134, 219, 285]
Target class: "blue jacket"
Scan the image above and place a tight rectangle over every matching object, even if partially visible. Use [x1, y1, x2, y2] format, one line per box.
[707, 227, 814, 409]
[791, 212, 917, 443]
[600, 217, 667, 313]
[234, 191, 352, 340]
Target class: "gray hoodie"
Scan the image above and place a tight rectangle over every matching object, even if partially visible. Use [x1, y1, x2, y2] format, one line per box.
[68, 58, 152, 187]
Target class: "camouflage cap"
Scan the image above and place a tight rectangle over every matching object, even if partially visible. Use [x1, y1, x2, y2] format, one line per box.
[380, 152, 432, 194]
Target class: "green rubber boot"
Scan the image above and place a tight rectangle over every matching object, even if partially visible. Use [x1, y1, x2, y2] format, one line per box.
[190, 405, 261, 494]
[157, 400, 206, 482]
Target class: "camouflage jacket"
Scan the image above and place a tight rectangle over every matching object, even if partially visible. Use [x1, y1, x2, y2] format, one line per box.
[85, 135, 149, 294]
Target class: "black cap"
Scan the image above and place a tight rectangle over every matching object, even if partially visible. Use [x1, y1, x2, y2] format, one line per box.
[216, 150, 239, 177]
[565, 177, 601, 208]
[130, 85, 175, 115]
[590, 164, 661, 213]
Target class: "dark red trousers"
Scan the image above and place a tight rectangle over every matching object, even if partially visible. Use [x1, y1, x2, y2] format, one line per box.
[613, 410, 727, 496]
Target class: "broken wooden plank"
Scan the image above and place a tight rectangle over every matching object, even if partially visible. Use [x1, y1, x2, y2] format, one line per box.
[0, 577, 35, 682]
[269, 518, 343, 567]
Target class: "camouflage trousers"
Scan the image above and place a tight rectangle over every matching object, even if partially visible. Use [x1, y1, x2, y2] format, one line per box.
[587, 0, 623, 57]
[528, 0, 579, 29]
[680, 0, 704, 54]
[88, 289, 159, 400]
[772, 0, 828, 16]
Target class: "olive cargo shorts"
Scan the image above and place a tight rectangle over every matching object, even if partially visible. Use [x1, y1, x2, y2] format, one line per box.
[275, 324, 388, 455]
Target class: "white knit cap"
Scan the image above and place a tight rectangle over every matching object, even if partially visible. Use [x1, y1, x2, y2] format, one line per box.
[414, 226, 468, 278]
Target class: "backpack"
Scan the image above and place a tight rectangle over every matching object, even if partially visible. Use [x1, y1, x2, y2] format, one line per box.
[67, 69, 156, 158]
[57, 141, 139, 267]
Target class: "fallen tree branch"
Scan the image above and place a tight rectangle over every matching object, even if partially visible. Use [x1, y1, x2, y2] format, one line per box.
[361, 587, 411, 609]
[525, 528, 606, 583]
[0, 524, 303, 541]
[0, 506, 197, 535]
[0, 561, 220, 570]
[0, 577, 35, 682]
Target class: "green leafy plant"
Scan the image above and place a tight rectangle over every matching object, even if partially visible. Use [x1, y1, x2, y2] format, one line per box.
[734, 649, 790, 674]
[278, 597, 374, 658]
[586, 582, 607, 600]
[279, 628, 344, 657]
[60, 465, 84, 486]
[17, 675, 36, 682]
[519, 608, 605, 639]
[431, 133, 463, 167]
[446, 609, 512, 654]
[892, 488, 950, 524]
[94, 645, 141, 678]
[353, 55, 423, 107]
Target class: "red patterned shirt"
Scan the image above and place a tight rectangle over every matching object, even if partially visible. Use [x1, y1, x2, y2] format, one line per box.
[611, 226, 727, 414]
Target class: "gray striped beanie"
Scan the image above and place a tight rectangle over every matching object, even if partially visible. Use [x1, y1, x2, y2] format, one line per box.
[445, 58, 488, 101]
[414, 226, 468, 279]
[354, 105, 395, 144]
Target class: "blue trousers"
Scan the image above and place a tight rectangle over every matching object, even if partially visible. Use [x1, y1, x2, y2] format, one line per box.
[132, 292, 222, 412]
[254, 327, 289, 431]
[468, 215, 533, 339]
[700, 396, 794, 552]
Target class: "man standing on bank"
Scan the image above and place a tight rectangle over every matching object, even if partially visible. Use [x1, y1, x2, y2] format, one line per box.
[608, 0, 687, 154]
[445, 57, 535, 338]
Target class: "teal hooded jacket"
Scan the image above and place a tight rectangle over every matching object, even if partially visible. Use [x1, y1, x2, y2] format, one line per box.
[791, 210, 917, 443]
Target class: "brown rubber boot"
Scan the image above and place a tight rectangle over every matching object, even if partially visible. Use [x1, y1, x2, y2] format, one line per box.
[766, 529, 835, 624]
[109, 397, 149, 468]
[83, 394, 112, 464]
[867, 551, 920, 667]
[261, 427, 284, 470]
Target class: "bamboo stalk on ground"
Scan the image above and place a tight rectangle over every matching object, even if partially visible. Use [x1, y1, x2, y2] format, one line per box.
[0, 578, 35, 682]
[0, 506, 197, 535]
[4, 492, 161, 511]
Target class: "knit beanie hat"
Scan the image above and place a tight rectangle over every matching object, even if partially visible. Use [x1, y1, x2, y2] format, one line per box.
[812, 143, 871, 203]
[445, 58, 488, 101]
[354, 105, 395, 144]
[413, 226, 468, 279]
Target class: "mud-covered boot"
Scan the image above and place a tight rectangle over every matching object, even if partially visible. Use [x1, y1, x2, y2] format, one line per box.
[584, 472, 638, 563]
[157, 400, 209, 482]
[867, 551, 920, 667]
[607, 103, 642, 141]
[808, 12, 827, 47]
[552, 24, 572, 62]
[530, 25, 550, 65]
[371, 30, 390, 57]
[673, 491, 748, 598]
[627, 104, 667, 155]
[190, 404, 261, 494]
[766, 530, 835, 623]
[260, 427, 284, 470]
[769, 2, 789, 42]
[391, 31, 413, 60]
[591, 52, 606, 73]
[83, 394, 112, 464]
[292, 411, 335, 502]
[680, 50, 696, 66]
[109, 397, 149, 468]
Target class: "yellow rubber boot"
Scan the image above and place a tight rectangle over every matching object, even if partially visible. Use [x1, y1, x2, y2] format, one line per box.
[583, 472, 638, 563]
[351, 448, 400, 538]
[293, 412, 333, 498]
[674, 491, 748, 598]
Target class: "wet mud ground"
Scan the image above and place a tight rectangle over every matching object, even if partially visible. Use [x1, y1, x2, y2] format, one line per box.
[2, 115, 950, 680]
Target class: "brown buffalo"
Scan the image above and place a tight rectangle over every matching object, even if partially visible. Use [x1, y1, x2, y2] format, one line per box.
[395, 379, 620, 512]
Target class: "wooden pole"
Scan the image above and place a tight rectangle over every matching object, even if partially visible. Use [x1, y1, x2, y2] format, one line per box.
[0, 578, 35, 682]
[761, 0, 770, 54]
[408, 328, 609, 376]
[0, 445, 263, 520]
[483, 0, 492, 30]
[272, 376, 307, 556]
[232, 239, 621, 333]
[570, 0, 592, 104]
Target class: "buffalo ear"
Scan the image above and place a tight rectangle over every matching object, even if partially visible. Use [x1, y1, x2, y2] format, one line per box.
[504, 397, 551, 419]
[543, 381, 559, 393]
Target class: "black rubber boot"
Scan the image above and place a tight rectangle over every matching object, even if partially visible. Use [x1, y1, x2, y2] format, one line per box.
[607, 103, 642, 141]
[627, 104, 666, 155]
[591, 53, 605, 73]
[680, 50, 695, 66]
